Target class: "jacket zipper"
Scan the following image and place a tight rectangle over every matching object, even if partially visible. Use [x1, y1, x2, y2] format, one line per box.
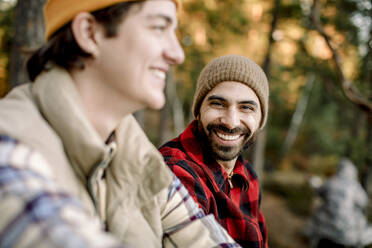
[87, 142, 116, 217]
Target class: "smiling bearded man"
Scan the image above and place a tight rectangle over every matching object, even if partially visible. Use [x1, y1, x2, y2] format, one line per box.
[159, 54, 269, 248]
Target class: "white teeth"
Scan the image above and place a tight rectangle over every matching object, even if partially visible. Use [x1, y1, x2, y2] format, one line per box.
[152, 69, 166, 80]
[215, 132, 240, 141]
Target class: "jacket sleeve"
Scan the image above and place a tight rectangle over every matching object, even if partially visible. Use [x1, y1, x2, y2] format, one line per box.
[0, 135, 125, 248]
[160, 174, 241, 248]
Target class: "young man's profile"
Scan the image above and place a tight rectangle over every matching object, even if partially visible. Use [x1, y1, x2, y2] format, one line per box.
[0, 1, 240, 247]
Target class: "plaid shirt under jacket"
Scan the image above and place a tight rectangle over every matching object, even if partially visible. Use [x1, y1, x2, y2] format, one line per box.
[159, 120, 268, 248]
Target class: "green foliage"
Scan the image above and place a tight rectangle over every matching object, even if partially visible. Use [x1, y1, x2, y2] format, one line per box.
[278, 1, 303, 19]
[205, 1, 249, 36]
[267, 0, 371, 175]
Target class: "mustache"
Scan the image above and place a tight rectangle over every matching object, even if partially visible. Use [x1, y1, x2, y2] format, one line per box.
[206, 123, 251, 136]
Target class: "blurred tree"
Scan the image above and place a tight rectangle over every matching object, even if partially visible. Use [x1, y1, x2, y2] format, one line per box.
[307, 0, 372, 192]
[9, 0, 45, 87]
[253, 0, 281, 179]
[263, 0, 371, 179]
[0, 0, 15, 96]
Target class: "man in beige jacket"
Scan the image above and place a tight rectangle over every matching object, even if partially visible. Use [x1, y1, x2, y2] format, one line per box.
[0, 0, 240, 247]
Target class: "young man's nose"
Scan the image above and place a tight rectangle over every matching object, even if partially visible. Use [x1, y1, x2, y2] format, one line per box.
[164, 33, 185, 65]
[220, 108, 240, 130]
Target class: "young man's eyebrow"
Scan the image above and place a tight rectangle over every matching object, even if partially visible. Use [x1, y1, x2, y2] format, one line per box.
[146, 14, 173, 25]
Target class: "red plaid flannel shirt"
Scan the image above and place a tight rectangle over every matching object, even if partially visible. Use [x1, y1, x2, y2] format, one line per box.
[159, 120, 268, 248]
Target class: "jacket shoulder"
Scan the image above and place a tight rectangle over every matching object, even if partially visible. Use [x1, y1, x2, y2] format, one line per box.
[0, 85, 54, 140]
[0, 85, 61, 144]
[0, 85, 67, 177]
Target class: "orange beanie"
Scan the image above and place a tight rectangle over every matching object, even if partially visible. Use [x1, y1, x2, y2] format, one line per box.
[44, 0, 180, 40]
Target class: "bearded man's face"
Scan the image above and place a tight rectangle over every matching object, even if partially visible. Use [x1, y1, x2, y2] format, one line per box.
[197, 81, 262, 162]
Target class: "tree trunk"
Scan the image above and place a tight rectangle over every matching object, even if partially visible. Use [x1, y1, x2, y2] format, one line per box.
[157, 72, 173, 146]
[281, 74, 315, 156]
[359, 24, 372, 194]
[252, 0, 280, 176]
[157, 95, 170, 147]
[9, 0, 46, 87]
[362, 113, 372, 192]
[253, 129, 267, 179]
[168, 73, 185, 135]
[156, 71, 186, 146]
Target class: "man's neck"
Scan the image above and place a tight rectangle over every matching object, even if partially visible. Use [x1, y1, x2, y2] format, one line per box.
[70, 67, 137, 142]
[217, 158, 237, 175]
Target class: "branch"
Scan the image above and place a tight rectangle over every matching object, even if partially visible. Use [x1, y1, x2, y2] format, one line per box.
[310, 0, 372, 113]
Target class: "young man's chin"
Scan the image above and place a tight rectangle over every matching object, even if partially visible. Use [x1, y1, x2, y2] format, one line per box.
[146, 96, 166, 110]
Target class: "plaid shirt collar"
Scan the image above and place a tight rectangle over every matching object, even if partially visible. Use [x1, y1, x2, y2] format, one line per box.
[179, 120, 250, 191]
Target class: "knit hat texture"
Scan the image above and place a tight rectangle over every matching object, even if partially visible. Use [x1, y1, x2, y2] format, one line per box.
[44, 0, 180, 41]
[192, 54, 269, 129]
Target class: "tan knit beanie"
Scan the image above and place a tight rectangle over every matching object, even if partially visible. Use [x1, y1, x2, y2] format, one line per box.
[192, 54, 269, 129]
[44, 0, 180, 40]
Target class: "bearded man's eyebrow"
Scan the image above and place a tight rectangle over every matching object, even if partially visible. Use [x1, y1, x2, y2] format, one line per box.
[207, 95, 226, 102]
[239, 100, 258, 107]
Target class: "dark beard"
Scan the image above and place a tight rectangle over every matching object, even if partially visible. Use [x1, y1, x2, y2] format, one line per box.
[196, 121, 256, 162]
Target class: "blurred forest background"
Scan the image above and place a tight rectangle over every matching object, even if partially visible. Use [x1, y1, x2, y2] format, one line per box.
[0, 0, 371, 247]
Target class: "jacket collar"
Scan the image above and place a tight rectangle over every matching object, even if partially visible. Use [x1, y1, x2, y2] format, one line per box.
[32, 67, 107, 182]
[180, 120, 250, 190]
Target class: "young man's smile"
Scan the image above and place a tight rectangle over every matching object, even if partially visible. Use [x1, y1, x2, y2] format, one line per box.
[150, 68, 167, 81]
